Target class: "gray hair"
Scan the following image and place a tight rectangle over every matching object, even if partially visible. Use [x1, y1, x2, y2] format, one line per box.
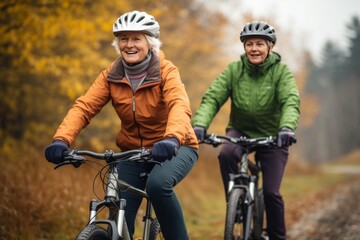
[112, 35, 162, 55]
[243, 39, 274, 49]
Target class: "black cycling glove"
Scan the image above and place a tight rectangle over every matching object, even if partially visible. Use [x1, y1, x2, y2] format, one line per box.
[152, 138, 179, 162]
[277, 127, 296, 147]
[193, 126, 206, 142]
[44, 140, 69, 164]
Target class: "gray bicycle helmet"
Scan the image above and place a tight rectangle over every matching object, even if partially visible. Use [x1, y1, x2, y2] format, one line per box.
[113, 11, 160, 38]
[240, 21, 276, 44]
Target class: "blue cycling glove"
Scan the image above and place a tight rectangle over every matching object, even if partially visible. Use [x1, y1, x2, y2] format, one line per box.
[193, 126, 206, 143]
[277, 127, 296, 147]
[152, 138, 179, 162]
[44, 140, 70, 164]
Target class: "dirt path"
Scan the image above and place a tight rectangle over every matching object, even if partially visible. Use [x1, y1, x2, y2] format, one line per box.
[287, 173, 360, 240]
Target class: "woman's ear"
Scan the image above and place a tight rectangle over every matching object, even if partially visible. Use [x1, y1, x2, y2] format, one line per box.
[268, 41, 274, 52]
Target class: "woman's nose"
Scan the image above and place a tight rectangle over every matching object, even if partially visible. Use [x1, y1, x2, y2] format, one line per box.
[250, 45, 258, 51]
[126, 40, 135, 47]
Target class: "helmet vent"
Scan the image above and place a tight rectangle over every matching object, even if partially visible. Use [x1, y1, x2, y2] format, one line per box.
[112, 11, 160, 37]
[137, 16, 145, 23]
[239, 21, 277, 44]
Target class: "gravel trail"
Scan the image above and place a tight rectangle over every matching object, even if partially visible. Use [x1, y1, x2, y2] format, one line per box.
[287, 175, 360, 240]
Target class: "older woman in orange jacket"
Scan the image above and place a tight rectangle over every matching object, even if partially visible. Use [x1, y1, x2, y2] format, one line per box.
[45, 11, 198, 240]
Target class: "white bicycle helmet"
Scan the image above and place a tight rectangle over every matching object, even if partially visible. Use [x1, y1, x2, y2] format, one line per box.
[240, 21, 276, 44]
[113, 11, 160, 38]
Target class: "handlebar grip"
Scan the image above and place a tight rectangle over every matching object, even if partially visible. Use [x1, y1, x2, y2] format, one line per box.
[63, 150, 70, 158]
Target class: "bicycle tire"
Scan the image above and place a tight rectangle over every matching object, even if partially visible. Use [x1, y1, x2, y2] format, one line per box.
[149, 218, 164, 240]
[252, 188, 265, 240]
[76, 224, 111, 240]
[224, 188, 245, 240]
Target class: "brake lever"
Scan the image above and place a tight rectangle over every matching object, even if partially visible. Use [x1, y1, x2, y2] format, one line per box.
[54, 154, 85, 169]
[202, 135, 223, 147]
[148, 159, 163, 166]
[54, 161, 70, 170]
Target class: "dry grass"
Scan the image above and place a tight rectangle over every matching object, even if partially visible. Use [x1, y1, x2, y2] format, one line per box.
[1, 143, 358, 240]
[331, 149, 360, 166]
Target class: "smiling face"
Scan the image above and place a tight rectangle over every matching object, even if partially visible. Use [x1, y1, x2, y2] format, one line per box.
[118, 31, 150, 64]
[244, 38, 271, 65]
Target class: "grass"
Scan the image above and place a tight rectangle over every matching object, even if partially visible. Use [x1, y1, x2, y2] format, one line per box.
[1, 143, 359, 239]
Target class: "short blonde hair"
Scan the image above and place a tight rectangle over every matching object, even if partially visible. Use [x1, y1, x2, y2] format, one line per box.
[112, 34, 162, 56]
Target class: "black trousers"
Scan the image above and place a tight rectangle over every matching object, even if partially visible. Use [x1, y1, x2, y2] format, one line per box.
[218, 128, 288, 240]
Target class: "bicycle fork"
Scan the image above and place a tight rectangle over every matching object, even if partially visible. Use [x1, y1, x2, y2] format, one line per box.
[87, 168, 131, 240]
[228, 173, 258, 240]
[244, 176, 257, 239]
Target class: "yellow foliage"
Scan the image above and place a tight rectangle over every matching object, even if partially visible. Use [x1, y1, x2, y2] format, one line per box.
[0, 0, 339, 239]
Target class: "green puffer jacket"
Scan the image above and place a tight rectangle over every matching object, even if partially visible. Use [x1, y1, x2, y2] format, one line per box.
[192, 52, 300, 138]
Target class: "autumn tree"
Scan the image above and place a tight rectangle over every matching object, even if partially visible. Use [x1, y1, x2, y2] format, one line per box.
[299, 15, 360, 162]
[0, 0, 229, 153]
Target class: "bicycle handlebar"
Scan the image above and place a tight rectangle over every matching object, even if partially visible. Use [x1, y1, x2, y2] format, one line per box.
[201, 133, 278, 148]
[54, 148, 153, 169]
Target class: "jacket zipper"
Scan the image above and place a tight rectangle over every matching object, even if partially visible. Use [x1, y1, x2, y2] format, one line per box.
[132, 82, 160, 148]
[132, 94, 143, 147]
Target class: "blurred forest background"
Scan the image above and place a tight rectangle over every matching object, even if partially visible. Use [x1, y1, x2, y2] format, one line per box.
[1, 0, 359, 239]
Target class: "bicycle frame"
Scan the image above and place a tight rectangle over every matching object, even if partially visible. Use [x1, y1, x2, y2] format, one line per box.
[56, 148, 161, 240]
[228, 149, 261, 240]
[202, 134, 277, 240]
[87, 164, 155, 240]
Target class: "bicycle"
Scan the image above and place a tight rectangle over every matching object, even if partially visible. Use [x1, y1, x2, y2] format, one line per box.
[202, 133, 285, 240]
[54, 147, 163, 240]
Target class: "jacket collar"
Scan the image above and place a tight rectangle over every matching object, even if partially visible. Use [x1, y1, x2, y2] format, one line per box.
[107, 49, 161, 84]
[242, 52, 281, 76]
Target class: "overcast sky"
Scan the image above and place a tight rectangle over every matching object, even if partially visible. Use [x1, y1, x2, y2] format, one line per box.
[238, 0, 360, 63]
[205, 0, 360, 64]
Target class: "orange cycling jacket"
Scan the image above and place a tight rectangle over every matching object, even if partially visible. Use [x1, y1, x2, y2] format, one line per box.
[53, 50, 198, 151]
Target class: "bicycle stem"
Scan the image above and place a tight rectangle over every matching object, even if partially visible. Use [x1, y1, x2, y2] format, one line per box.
[106, 168, 119, 199]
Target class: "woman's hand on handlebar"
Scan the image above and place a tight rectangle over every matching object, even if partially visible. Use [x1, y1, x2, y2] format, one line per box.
[152, 138, 179, 162]
[44, 140, 70, 164]
[193, 126, 206, 143]
[277, 127, 297, 147]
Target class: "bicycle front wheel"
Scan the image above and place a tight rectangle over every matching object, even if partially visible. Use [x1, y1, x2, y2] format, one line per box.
[76, 224, 111, 240]
[253, 188, 265, 239]
[149, 218, 164, 240]
[224, 188, 245, 240]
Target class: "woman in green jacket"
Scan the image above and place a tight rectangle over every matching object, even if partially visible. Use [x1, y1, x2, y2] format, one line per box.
[192, 21, 300, 240]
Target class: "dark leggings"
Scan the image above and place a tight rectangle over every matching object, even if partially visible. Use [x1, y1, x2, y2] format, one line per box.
[218, 129, 288, 240]
[117, 146, 197, 240]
